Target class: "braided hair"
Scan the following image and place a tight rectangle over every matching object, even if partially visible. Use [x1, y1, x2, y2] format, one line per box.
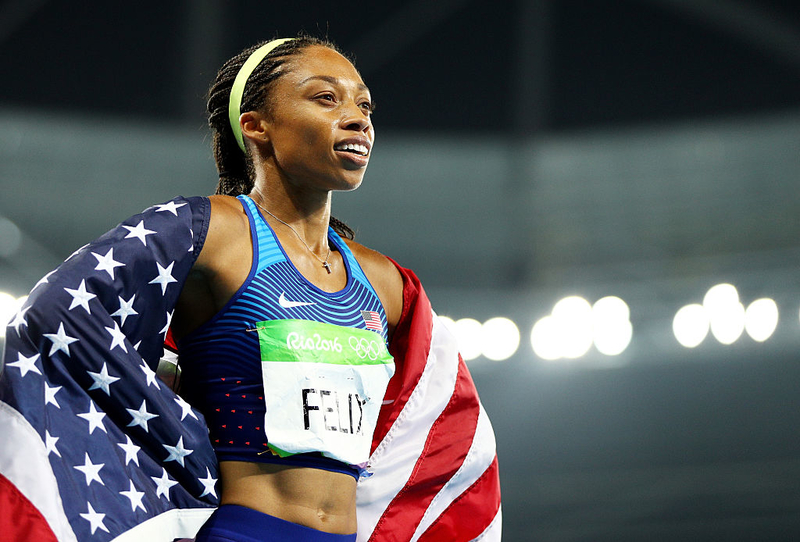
[206, 36, 355, 240]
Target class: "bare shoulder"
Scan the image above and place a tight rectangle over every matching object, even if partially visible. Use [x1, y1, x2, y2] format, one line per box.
[344, 239, 404, 329]
[208, 194, 248, 225]
[196, 195, 249, 266]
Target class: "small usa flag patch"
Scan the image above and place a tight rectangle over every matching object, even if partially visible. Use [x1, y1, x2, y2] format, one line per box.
[361, 310, 383, 332]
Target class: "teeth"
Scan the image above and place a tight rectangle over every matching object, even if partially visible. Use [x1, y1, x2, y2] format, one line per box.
[336, 143, 368, 156]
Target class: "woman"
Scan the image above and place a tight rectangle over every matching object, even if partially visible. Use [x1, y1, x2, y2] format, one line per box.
[173, 36, 402, 540]
[0, 34, 500, 542]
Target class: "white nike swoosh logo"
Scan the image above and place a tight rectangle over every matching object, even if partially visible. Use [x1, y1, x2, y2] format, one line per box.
[278, 292, 316, 308]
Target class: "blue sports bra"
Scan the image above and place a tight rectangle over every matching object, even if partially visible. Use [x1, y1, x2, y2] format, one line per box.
[177, 196, 388, 479]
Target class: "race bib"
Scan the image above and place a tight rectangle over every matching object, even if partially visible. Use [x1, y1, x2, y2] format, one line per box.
[256, 319, 395, 467]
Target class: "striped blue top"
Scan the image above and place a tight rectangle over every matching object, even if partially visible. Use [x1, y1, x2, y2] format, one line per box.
[178, 195, 387, 478]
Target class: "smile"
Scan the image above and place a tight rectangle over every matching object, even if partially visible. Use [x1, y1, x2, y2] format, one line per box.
[333, 142, 369, 156]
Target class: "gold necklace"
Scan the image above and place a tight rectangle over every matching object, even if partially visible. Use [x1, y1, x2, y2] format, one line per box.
[252, 199, 332, 273]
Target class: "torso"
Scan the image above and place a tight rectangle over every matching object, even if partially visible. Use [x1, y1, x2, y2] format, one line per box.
[172, 194, 403, 534]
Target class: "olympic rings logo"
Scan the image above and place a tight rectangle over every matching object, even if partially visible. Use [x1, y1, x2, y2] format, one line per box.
[348, 336, 382, 360]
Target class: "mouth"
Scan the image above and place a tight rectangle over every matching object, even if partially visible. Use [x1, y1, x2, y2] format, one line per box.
[333, 139, 371, 169]
[333, 141, 370, 157]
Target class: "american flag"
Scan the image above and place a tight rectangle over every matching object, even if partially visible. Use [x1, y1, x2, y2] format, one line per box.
[0, 197, 501, 541]
[360, 310, 383, 332]
[0, 197, 218, 541]
[360, 264, 502, 541]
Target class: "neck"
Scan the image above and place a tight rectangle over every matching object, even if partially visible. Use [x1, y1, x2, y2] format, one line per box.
[249, 190, 335, 274]
[249, 181, 332, 253]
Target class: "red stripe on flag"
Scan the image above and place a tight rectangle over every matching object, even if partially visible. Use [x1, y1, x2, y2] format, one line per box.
[374, 264, 433, 448]
[417, 455, 502, 542]
[164, 326, 178, 352]
[369, 355, 482, 541]
[0, 473, 59, 542]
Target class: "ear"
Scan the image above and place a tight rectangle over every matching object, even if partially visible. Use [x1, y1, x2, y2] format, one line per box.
[239, 111, 269, 147]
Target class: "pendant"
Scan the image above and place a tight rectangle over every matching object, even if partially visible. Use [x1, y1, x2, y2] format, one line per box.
[323, 261, 332, 274]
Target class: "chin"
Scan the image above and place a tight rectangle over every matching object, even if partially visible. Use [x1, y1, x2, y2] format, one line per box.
[332, 173, 365, 192]
[336, 182, 363, 193]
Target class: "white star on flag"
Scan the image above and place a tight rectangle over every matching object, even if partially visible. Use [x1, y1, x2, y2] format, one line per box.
[149, 261, 177, 295]
[123, 220, 156, 246]
[77, 401, 107, 434]
[8, 305, 29, 336]
[45, 430, 61, 457]
[44, 382, 62, 408]
[73, 452, 105, 486]
[154, 201, 187, 216]
[87, 363, 121, 395]
[139, 360, 160, 390]
[6, 352, 41, 377]
[198, 467, 218, 498]
[43, 322, 79, 357]
[174, 395, 198, 421]
[159, 309, 174, 335]
[188, 228, 194, 252]
[104, 321, 128, 353]
[151, 467, 179, 501]
[126, 400, 159, 432]
[79, 502, 109, 535]
[111, 294, 138, 326]
[64, 279, 96, 314]
[163, 436, 193, 467]
[92, 247, 125, 279]
[118, 435, 142, 466]
[120, 480, 147, 513]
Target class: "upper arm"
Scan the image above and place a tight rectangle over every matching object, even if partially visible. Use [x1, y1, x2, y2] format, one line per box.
[172, 195, 252, 339]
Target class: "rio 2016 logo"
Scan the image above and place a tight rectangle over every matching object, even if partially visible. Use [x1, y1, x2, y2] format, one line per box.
[284, 331, 385, 361]
[286, 332, 343, 353]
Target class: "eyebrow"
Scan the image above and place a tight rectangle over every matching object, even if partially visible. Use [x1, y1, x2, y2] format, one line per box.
[298, 75, 369, 93]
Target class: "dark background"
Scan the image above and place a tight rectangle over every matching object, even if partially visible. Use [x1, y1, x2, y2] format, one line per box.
[2, 0, 798, 133]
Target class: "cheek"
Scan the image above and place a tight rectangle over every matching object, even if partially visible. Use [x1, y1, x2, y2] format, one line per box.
[296, 118, 335, 152]
[270, 112, 338, 167]
[300, 126, 323, 148]
[274, 129, 324, 164]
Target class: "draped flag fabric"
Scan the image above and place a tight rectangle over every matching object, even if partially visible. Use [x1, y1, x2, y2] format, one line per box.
[0, 196, 500, 541]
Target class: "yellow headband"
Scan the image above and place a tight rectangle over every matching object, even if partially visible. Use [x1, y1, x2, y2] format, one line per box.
[228, 38, 296, 152]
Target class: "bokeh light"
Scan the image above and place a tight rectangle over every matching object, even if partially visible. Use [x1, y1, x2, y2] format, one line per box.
[703, 283, 745, 345]
[673, 303, 710, 348]
[531, 295, 632, 361]
[454, 318, 483, 361]
[593, 296, 633, 356]
[480, 317, 520, 361]
[0, 292, 22, 339]
[744, 298, 778, 342]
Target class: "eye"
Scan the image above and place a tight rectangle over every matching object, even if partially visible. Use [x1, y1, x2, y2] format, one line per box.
[316, 92, 336, 104]
[360, 101, 376, 114]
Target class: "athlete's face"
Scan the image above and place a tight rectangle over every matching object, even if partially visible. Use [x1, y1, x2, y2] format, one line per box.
[262, 46, 375, 192]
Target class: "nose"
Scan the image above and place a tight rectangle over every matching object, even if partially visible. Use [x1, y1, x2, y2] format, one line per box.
[341, 102, 371, 133]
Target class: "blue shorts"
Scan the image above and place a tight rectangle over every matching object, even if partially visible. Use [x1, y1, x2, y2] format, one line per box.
[193, 504, 357, 542]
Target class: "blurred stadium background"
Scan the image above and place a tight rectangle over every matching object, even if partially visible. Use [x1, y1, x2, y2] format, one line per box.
[1, 1, 800, 540]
